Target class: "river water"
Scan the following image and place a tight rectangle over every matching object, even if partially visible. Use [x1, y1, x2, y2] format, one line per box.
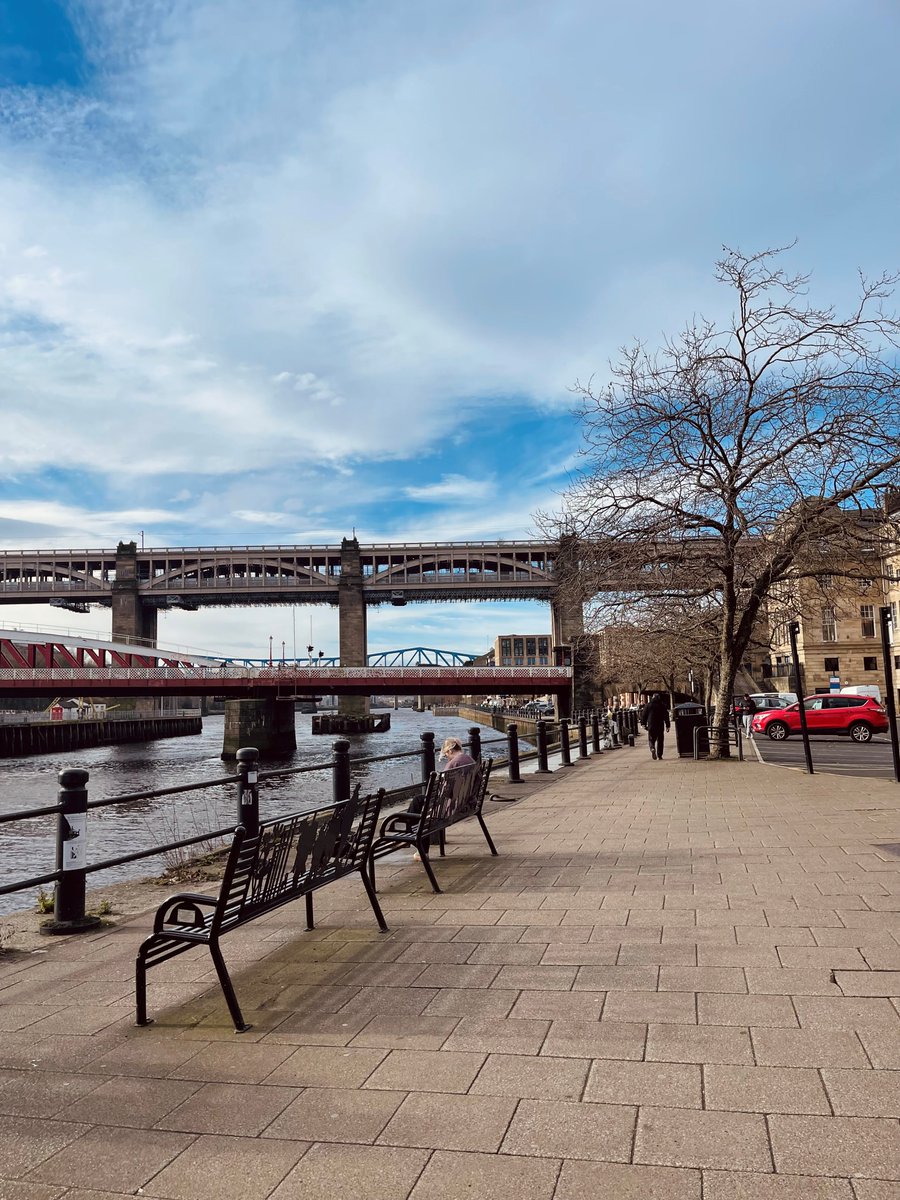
[0, 709, 509, 916]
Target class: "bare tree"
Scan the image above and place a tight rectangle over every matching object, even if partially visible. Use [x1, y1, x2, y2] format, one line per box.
[542, 246, 900, 756]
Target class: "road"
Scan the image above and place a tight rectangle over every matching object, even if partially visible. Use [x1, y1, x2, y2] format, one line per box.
[750, 726, 900, 780]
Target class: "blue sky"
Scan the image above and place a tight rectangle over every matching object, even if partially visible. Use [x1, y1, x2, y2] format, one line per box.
[1, 0, 899, 658]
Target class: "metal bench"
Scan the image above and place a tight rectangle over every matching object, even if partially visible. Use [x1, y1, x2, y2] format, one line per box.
[367, 760, 497, 894]
[135, 785, 386, 1033]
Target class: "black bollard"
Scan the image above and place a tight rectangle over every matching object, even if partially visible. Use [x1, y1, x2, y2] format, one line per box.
[578, 717, 589, 759]
[468, 726, 482, 761]
[506, 722, 522, 784]
[591, 712, 601, 753]
[332, 738, 351, 804]
[559, 719, 572, 766]
[420, 731, 436, 782]
[611, 720, 620, 748]
[42, 768, 100, 935]
[236, 746, 260, 836]
[535, 719, 551, 773]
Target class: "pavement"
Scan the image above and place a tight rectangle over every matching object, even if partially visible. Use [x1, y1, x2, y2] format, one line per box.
[1, 744, 899, 1199]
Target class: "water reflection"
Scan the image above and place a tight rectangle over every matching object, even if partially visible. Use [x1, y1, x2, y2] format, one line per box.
[0, 709, 499, 914]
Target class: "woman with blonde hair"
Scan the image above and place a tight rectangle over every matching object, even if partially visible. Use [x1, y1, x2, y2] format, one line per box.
[439, 737, 475, 770]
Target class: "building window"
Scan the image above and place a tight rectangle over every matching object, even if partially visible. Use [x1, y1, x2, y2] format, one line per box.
[821, 607, 837, 642]
[527, 656, 536, 665]
[895, 655, 900, 670]
[863, 656, 878, 671]
[861, 605, 875, 638]
[500, 639, 511, 656]
[824, 657, 840, 673]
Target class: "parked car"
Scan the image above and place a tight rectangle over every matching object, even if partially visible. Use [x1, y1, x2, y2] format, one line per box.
[751, 694, 889, 743]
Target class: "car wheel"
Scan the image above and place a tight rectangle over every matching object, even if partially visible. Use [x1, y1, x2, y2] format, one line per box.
[848, 721, 873, 743]
[766, 721, 790, 741]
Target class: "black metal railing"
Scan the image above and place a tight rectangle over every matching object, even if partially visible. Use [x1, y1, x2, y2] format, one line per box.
[0, 715, 616, 932]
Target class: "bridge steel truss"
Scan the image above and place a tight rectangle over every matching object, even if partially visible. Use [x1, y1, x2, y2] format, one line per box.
[0, 541, 557, 609]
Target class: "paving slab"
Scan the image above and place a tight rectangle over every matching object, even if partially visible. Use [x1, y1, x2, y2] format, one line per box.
[2, 751, 899, 1197]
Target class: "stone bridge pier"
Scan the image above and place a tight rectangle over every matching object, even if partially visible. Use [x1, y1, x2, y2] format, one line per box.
[111, 541, 157, 646]
[338, 536, 369, 720]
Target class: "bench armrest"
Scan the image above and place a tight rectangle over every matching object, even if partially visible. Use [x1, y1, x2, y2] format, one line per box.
[380, 812, 420, 836]
[153, 892, 217, 933]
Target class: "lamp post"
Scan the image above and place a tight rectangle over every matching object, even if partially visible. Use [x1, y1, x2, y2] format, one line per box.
[788, 621, 814, 775]
[268, 635, 273, 668]
[281, 640, 285, 666]
[307, 643, 314, 667]
[879, 606, 900, 784]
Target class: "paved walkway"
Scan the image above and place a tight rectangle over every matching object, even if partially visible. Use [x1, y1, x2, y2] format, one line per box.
[1, 748, 899, 1199]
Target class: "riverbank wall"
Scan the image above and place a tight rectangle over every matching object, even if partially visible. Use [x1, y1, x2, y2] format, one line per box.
[0, 715, 203, 758]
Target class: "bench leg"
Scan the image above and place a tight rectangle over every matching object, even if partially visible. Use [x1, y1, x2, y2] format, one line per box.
[135, 953, 152, 1027]
[209, 939, 250, 1033]
[477, 814, 499, 856]
[438, 828, 446, 857]
[359, 867, 389, 931]
[306, 892, 315, 931]
[417, 841, 442, 893]
[367, 854, 377, 893]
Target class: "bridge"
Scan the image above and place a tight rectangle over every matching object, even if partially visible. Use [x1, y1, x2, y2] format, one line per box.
[0, 539, 556, 608]
[0, 537, 585, 724]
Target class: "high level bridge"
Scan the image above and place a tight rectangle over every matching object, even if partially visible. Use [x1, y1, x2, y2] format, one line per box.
[0, 537, 586, 721]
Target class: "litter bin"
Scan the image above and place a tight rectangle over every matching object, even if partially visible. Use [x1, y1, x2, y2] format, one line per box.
[674, 702, 709, 757]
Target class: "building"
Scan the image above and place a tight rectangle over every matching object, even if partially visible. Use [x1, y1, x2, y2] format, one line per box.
[494, 634, 552, 667]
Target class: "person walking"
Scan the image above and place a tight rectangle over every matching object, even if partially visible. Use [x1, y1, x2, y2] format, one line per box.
[740, 694, 758, 737]
[641, 693, 670, 760]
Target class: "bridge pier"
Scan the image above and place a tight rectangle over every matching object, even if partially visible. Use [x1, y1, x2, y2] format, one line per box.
[551, 534, 593, 718]
[111, 541, 157, 646]
[338, 537, 370, 720]
[222, 698, 296, 760]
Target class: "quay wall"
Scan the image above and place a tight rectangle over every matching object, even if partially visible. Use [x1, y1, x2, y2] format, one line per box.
[0, 715, 203, 759]
[458, 705, 541, 738]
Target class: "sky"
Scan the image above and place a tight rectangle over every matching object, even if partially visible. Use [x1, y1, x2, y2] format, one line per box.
[1, 0, 899, 659]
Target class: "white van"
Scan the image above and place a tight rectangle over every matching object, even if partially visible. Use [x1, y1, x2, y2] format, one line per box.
[840, 685, 882, 702]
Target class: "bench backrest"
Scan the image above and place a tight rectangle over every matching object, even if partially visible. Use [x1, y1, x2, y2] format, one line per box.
[213, 785, 383, 932]
[418, 759, 492, 837]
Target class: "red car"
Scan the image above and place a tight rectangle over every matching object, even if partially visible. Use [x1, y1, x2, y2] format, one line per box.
[751, 695, 889, 743]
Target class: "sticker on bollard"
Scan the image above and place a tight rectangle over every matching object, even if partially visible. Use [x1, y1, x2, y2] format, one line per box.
[62, 813, 87, 870]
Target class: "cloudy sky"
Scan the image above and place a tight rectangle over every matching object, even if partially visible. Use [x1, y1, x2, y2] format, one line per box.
[1, 0, 898, 658]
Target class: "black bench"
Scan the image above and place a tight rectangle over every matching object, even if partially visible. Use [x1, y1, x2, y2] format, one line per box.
[135, 785, 386, 1033]
[367, 760, 497, 893]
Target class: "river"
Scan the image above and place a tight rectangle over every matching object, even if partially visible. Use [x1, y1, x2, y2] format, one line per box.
[0, 709, 507, 916]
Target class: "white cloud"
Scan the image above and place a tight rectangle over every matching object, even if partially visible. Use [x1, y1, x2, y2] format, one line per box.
[404, 474, 494, 504]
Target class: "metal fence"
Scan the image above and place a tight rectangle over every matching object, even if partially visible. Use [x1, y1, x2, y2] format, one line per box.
[0, 715, 614, 932]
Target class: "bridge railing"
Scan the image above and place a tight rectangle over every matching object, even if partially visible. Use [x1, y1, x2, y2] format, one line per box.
[0, 724, 525, 930]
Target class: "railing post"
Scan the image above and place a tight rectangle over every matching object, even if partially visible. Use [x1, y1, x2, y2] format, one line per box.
[420, 730, 436, 782]
[559, 719, 572, 766]
[468, 726, 482, 761]
[236, 746, 260, 837]
[506, 722, 522, 783]
[578, 716, 589, 759]
[536, 719, 551, 773]
[591, 712, 601, 752]
[332, 738, 351, 804]
[43, 768, 100, 935]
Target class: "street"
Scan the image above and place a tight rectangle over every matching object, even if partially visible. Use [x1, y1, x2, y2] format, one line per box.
[751, 726, 900, 780]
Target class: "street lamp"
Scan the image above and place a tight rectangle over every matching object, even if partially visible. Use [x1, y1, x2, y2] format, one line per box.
[281, 640, 285, 665]
[268, 635, 273, 667]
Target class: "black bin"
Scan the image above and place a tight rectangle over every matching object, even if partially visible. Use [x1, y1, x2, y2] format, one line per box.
[674, 702, 709, 757]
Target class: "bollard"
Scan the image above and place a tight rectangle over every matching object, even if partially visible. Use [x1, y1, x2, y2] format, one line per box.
[236, 746, 260, 837]
[42, 768, 100, 935]
[611, 721, 620, 748]
[559, 719, 572, 766]
[468, 726, 482, 761]
[535, 719, 551, 773]
[332, 738, 351, 804]
[420, 731, 436, 782]
[506, 722, 522, 784]
[591, 712, 601, 752]
[578, 717, 589, 759]
[628, 733, 635, 747]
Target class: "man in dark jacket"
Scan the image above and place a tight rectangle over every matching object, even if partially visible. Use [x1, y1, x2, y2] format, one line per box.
[641, 693, 670, 760]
